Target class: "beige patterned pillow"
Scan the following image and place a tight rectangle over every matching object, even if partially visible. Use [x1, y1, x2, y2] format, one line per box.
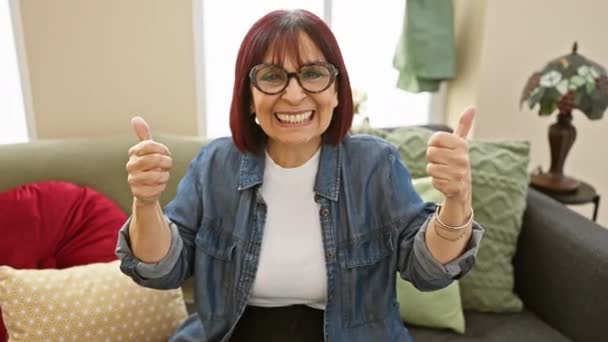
[0, 260, 188, 341]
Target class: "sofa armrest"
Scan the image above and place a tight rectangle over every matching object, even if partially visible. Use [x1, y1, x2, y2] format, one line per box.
[513, 187, 608, 342]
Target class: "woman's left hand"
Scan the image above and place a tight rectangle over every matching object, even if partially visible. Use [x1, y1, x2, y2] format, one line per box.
[425, 107, 476, 204]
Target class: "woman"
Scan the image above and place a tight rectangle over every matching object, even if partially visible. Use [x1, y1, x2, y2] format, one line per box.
[117, 9, 483, 342]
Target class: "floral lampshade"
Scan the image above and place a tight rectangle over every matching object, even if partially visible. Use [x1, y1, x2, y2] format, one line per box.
[520, 42, 608, 120]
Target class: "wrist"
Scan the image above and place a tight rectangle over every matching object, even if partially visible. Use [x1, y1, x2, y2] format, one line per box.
[438, 198, 472, 227]
[133, 197, 160, 209]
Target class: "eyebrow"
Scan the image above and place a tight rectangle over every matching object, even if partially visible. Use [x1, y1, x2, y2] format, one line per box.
[263, 60, 328, 68]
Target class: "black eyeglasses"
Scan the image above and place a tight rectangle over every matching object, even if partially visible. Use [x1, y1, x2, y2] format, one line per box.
[249, 62, 339, 95]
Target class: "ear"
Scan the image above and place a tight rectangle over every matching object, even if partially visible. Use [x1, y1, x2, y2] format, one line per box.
[249, 84, 256, 113]
[333, 93, 339, 109]
[332, 81, 339, 108]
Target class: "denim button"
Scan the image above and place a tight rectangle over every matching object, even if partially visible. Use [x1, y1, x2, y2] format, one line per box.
[320, 208, 329, 217]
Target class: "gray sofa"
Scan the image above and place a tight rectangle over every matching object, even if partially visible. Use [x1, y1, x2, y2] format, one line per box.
[1, 133, 606, 342]
[409, 187, 608, 341]
[381, 124, 608, 341]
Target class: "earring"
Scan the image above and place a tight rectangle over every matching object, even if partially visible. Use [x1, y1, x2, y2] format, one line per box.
[251, 113, 260, 125]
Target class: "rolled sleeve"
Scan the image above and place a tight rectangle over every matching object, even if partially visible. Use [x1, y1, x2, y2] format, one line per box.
[413, 215, 484, 279]
[115, 216, 184, 280]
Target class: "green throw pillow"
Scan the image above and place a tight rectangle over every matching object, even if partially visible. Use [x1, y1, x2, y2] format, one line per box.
[397, 177, 465, 334]
[364, 126, 531, 313]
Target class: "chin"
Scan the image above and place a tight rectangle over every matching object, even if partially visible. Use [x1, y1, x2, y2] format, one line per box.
[274, 134, 321, 147]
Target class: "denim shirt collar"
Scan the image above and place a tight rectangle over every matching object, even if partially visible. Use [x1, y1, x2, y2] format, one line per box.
[237, 141, 342, 202]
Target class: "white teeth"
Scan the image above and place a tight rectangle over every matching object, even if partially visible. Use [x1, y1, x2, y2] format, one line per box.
[276, 111, 313, 124]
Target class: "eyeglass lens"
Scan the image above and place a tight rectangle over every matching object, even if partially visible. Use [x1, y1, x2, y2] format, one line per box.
[254, 64, 333, 94]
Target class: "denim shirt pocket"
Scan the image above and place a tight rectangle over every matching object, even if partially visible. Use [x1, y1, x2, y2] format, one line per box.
[194, 217, 238, 320]
[337, 228, 395, 328]
[338, 229, 394, 268]
[195, 220, 237, 261]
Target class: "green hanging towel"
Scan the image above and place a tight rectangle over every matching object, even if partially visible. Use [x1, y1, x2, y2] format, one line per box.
[394, 0, 456, 92]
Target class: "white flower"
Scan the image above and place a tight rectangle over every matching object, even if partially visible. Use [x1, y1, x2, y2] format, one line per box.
[569, 75, 586, 89]
[540, 70, 562, 87]
[556, 79, 569, 94]
[577, 65, 591, 77]
[578, 65, 599, 84]
[590, 67, 600, 78]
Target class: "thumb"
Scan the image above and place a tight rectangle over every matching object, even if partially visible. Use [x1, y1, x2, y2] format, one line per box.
[453, 106, 476, 139]
[131, 116, 152, 141]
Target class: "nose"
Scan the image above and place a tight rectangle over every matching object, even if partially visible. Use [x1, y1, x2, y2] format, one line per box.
[281, 76, 306, 104]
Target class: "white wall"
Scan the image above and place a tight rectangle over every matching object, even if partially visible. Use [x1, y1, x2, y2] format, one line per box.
[18, 0, 199, 139]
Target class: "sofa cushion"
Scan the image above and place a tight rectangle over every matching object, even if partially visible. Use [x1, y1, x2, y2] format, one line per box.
[0, 181, 128, 341]
[0, 260, 187, 342]
[0, 181, 127, 269]
[409, 310, 571, 341]
[356, 126, 530, 312]
[397, 177, 465, 334]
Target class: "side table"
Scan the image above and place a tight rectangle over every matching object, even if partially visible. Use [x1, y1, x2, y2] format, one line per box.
[530, 180, 600, 222]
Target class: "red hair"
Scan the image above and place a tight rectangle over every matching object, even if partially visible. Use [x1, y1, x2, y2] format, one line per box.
[229, 9, 354, 153]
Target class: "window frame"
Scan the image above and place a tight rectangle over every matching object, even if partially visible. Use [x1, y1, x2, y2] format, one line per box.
[3, 0, 36, 143]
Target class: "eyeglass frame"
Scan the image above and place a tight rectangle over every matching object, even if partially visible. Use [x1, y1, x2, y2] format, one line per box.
[248, 62, 339, 95]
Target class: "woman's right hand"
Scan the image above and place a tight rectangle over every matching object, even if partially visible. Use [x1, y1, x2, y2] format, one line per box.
[126, 116, 173, 206]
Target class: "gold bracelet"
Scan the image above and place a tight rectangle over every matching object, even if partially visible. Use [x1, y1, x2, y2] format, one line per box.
[433, 205, 474, 232]
[432, 222, 468, 241]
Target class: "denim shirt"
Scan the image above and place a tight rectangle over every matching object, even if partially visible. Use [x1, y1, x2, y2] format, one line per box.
[117, 134, 483, 342]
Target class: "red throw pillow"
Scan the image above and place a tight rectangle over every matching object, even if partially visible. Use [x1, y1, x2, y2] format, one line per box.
[0, 181, 128, 341]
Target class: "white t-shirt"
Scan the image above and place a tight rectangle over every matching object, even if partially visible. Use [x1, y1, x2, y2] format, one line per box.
[248, 148, 327, 310]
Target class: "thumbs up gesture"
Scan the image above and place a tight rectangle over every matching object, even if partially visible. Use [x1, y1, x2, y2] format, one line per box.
[126, 117, 173, 206]
[426, 107, 476, 203]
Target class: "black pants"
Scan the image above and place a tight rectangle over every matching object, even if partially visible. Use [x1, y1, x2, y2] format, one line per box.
[229, 305, 325, 342]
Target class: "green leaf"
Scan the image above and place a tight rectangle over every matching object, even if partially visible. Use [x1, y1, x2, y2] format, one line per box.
[587, 108, 604, 120]
[539, 96, 557, 115]
[527, 87, 544, 109]
[588, 90, 608, 120]
[577, 93, 592, 114]
[586, 81, 596, 94]
[545, 87, 562, 103]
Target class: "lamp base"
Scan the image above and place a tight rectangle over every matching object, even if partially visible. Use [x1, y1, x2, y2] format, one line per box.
[531, 171, 580, 193]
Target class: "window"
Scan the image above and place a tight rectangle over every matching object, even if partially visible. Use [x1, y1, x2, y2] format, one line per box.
[199, 1, 431, 138]
[331, 0, 431, 129]
[0, 0, 28, 144]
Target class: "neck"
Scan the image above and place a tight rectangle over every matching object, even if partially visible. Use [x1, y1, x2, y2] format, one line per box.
[266, 138, 321, 168]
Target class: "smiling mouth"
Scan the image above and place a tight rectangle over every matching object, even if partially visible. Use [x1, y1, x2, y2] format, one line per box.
[274, 111, 314, 124]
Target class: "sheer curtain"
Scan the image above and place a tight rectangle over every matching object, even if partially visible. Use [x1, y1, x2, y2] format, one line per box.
[331, 0, 430, 129]
[200, 0, 430, 138]
[0, 0, 28, 145]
